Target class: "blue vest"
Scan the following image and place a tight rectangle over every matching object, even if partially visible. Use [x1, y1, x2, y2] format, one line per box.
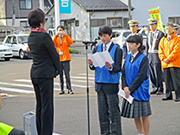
[95, 44, 120, 84]
[125, 53, 150, 101]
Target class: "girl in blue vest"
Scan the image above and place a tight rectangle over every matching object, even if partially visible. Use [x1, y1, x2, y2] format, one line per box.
[121, 34, 151, 135]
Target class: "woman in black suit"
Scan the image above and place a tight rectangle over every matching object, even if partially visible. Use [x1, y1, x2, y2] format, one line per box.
[28, 8, 60, 135]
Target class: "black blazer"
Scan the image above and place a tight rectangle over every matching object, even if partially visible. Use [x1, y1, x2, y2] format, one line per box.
[28, 32, 60, 79]
[89, 42, 123, 94]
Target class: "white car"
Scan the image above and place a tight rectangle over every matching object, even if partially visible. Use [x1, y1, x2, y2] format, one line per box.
[92, 29, 131, 50]
[3, 34, 31, 59]
[0, 42, 13, 61]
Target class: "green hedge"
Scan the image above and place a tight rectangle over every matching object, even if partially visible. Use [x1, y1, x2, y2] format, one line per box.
[69, 47, 79, 54]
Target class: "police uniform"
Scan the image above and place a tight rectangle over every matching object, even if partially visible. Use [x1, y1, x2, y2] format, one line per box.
[123, 20, 143, 58]
[173, 23, 180, 38]
[146, 18, 164, 94]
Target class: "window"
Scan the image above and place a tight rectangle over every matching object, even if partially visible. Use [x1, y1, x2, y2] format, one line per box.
[107, 18, 122, 28]
[123, 18, 129, 28]
[75, 20, 79, 27]
[5, 36, 13, 43]
[19, 0, 32, 10]
[20, 21, 29, 28]
[91, 19, 106, 27]
[169, 17, 180, 25]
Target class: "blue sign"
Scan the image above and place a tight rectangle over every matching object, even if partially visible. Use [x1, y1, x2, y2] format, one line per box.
[59, 0, 71, 14]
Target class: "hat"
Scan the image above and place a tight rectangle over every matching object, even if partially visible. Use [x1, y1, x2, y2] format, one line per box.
[148, 18, 158, 25]
[128, 20, 139, 26]
[173, 23, 180, 29]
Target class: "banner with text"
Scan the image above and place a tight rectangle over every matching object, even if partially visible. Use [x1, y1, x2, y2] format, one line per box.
[59, 0, 71, 14]
[149, 7, 165, 33]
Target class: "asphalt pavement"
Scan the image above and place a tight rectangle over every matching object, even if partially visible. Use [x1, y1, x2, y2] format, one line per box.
[0, 49, 180, 135]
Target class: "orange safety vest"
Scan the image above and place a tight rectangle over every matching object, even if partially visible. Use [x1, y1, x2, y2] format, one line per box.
[158, 33, 180, 68]
[52, 35, 73, 62]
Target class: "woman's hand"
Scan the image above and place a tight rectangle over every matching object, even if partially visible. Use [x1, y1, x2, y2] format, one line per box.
[124, 87, 131, 98]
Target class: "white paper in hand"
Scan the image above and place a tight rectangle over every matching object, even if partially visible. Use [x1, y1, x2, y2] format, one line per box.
[118, 89, 134, 104]
[88, 51, 114, 68]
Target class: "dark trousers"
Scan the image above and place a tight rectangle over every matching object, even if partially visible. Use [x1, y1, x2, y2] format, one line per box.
[32, 78, 54, 135]
[164, 68, 180, 99]
[97, 89, 122, 135]
[59, 61, 72, 90]
[149, 62, 164, 92]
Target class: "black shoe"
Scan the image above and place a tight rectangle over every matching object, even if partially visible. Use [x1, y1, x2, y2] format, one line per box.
[174, 98, 180, 102]
[162, 97, 173, 101]
[68, 89, 74, 94]
[150, 90, 157, 94]
[59, 90, 65, 95]
[156, 91, 163, 95]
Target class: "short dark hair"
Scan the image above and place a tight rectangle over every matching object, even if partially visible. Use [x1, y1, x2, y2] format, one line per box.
[98, 26, 112, 36]
[28, 8, 45, 28]
[57, 25, 65, 30]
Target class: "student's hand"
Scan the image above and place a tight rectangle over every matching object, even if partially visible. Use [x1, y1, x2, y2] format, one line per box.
[105, 62, 112, 69]
[88, 59, 93, 65]
[164, 59, 169, 64]
[124, 87, 131, 98]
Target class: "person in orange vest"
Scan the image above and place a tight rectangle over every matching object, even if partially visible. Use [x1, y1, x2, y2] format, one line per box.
[52, 26, 74, 95]
[159, 22, 180, 102]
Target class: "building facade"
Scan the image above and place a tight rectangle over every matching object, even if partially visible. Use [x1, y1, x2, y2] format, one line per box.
[46, 0, 132, 41]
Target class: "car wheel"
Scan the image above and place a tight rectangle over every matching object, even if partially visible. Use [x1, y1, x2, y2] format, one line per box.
[4, 58, 10, 61]
[19, 50, 25, 59]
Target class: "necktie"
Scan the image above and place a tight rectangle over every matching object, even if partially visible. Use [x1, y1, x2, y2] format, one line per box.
[104, 45, 107, 51]
[130, 55, 134, 63]
[168, 36, 170, 42]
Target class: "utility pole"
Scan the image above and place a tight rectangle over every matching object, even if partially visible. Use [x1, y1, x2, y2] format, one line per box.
[128, 0, 132, 20]
[39, 0, 45, 11]
[12, 0, 15, 26]
[55, 0, 60, 29]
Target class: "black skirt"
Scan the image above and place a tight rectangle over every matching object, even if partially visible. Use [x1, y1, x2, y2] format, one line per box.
[121, 99, 152, 118]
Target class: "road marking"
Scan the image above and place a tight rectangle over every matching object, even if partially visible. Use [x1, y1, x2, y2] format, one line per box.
[0, 81, 94, 89]
[0, 87, 34, 94]
[0, 81, 33, 88]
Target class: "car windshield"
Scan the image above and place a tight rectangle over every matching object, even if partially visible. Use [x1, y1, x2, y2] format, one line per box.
[17, 36, 28, 44]
[123, 32, 131, 38]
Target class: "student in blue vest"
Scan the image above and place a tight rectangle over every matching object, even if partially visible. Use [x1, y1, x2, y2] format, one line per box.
[88, 25, 123, 135]
[121, 34, 151, 135]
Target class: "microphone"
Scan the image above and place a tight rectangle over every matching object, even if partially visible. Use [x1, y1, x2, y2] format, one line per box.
[82, 41, 97, 45]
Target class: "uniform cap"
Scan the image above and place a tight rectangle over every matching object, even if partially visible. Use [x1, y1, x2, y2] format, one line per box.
[128, 20, 139, 26]
[173, 23, 180, 29]
[148, 18, 158, 25]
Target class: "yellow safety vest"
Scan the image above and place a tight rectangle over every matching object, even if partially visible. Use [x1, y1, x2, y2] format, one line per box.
[0, 122, 14, 135]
